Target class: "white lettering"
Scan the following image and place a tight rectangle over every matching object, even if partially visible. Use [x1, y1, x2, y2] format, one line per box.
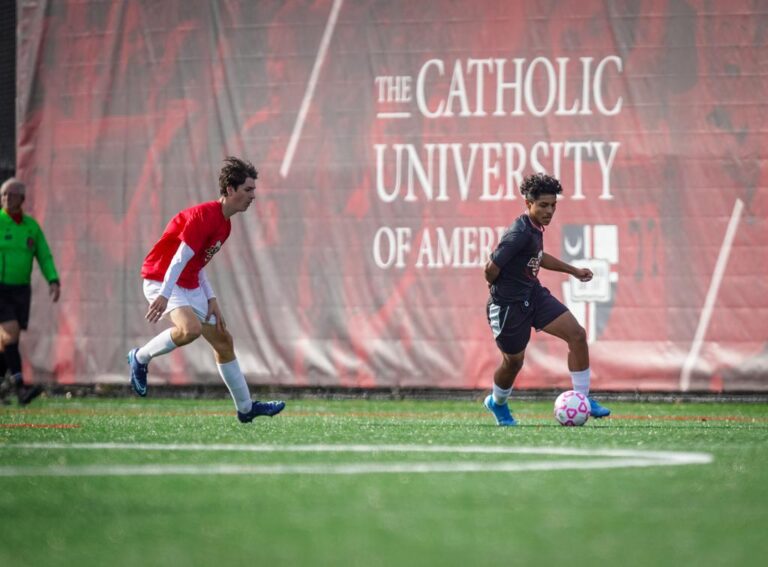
[595, 141, 620, 199]
[375, 144, 401, 203]
[416, 59, 445, 118]
[374, 140, 620, 202]
[445, 60, 472, 117]
[414, 56, 623, 118]
[466, 58, 494, 116]
[556, 57, 579, 115]
[373, 227, 411, 268]
[415, 227, 508, 268]
[524, 57, 557, 116]
[594, 56, 622, 115]
[564, 141, 593, 200]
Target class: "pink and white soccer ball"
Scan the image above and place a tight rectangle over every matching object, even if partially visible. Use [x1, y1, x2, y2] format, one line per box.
[553, 390, 591, 426]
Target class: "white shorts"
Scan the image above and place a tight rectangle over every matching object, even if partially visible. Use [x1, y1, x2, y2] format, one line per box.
[143, 279, 217, 325]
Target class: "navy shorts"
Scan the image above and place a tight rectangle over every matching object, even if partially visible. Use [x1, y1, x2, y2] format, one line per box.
[0, 284, 32, 330]
[486, 285, 568, 355]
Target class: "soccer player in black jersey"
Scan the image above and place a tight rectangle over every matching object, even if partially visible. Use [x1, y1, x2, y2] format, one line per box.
[483, 173, 610, 425]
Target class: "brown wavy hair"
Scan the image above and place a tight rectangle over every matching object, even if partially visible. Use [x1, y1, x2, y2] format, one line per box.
[218, 156, 258, 195]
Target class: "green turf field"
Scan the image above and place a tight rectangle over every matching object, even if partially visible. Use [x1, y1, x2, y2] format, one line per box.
[1, 397, 767, 566]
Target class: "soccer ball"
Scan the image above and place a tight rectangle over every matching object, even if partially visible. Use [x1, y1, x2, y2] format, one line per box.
[553, 390, 591, 426]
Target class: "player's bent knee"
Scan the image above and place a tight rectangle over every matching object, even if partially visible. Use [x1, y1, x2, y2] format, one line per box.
[570, 325, 587, 345]
[502, 352, 525, 373]
[176, 324, 203, 343]
[0, 324, 20, 346]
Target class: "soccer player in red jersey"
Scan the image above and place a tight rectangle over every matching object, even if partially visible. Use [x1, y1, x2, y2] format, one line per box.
[127, 156, 285, 423]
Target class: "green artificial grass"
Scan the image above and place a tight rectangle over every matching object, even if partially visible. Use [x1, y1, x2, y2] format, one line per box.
[1, 397, 767, 566]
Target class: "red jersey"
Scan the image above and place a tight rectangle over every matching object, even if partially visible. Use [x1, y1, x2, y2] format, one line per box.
[141, 201, 231, 289]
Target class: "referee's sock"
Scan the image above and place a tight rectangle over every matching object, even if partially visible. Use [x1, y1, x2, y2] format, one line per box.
[0, 355, 9, 402]
[4, 343, 23, 385]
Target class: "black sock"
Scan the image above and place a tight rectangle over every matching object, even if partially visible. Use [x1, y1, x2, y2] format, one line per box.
[4, 343, 22, 385]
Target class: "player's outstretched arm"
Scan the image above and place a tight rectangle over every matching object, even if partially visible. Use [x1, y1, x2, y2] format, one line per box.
[540, 253, 593, 282]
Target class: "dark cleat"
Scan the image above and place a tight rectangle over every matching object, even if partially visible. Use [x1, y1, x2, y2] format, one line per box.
[18, 385, 44, 406]
[237, 400, 286, 423]
[127, 348, 148, 397]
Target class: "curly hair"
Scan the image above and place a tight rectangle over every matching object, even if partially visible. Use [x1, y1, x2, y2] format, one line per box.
[218, 156, 258, 195]
[520, 172, 562, 201]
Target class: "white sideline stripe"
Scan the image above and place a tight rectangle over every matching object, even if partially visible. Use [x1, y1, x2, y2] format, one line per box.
[0, 443, 713, 477]
[280, 0, 343, 178]
[679, 198, 744, 391]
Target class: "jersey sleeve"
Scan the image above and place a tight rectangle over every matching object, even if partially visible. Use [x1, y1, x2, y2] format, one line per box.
[33, 222, 60, 284]
[198, 268, 216, 300]
[177, 208, 209, 253]
[158, 242, 196, 297]
[490, 228, 530, 270]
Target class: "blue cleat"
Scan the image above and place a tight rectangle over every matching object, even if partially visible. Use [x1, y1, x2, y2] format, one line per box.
[588, 396, 611, 418]
[127, 348, 148, 397]
[237, 400, 286, 423]
[483, 394, 517, 426]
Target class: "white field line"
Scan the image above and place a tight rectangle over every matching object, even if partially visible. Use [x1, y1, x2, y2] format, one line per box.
[0, 443, 713, 477]
[679, 198, 744, 391]
[280, 0, 343, 178]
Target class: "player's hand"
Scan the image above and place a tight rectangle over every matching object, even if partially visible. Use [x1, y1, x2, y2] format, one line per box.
[49, 282, 61, 302]
[206, 298, 226, 333]
[146, 296, 168, 323]
[574, 268, 593, 282]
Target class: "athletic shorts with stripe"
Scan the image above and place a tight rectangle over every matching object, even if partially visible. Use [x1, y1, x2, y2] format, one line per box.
[486, 284, 568, 355]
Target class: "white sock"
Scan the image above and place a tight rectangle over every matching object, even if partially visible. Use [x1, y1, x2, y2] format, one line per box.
[570, 368, 591, 396]
[492, 383, 513, 406]
[136, 328, 177, 364]
[217, 359, 253, 413]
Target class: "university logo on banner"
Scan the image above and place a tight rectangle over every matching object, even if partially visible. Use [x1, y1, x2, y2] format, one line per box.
[560, 225, 619, 344]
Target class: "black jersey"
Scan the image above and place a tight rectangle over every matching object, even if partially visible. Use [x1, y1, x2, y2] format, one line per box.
[489, 213, 544, 304]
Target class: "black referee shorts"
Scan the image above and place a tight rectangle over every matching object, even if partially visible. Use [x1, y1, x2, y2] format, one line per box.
[486, 284, 569, 355]
[0, 284, 32, 330]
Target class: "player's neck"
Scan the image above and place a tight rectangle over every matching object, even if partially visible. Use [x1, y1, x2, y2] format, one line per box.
[219, 198, 237, 218]
[2, 207, 23, 223]
[526, 212, 545, 231]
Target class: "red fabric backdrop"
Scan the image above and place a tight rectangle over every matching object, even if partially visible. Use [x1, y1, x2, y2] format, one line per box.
[16, 0, 768, 391]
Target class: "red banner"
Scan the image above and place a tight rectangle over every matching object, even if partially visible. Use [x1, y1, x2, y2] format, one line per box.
[17, 1, 768, 391]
